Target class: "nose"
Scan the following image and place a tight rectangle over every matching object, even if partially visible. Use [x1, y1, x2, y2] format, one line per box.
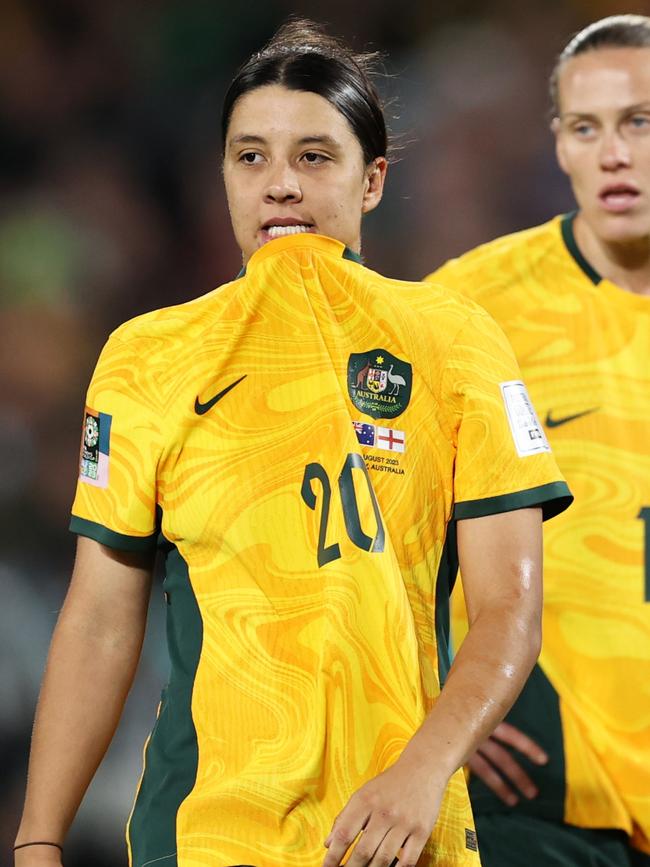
[599, 130, 632, 171]
[264, 162, 302, 203]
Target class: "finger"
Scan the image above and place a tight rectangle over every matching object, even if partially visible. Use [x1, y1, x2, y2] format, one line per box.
[479, 738, 539, 798]
[344, 821, 392, 867]
[368, 827, 407, 867]
[322, 823, 358, 867]
[323, 808, 369, 867]
[396, 826, 429, 867]
[492, 722, 548, 764]
[467, 751, 519, 806]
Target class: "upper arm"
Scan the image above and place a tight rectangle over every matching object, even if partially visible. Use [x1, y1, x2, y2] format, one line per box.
[63, 536, 154, 637]
[444, 312, 570, 521]
[456, 507, 543, 629]
[70, 334, 164, 551]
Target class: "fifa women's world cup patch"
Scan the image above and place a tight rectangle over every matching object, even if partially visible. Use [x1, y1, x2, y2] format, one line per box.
[79, 406, 112, 487]
[347, 348, 412, 420]
[500, 380, 550, 457]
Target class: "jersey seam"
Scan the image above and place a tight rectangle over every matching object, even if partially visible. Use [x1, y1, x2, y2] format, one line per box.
[139, 852, 176, 867]
[69, 516, 158, 551]
[454, 481, 572, 521]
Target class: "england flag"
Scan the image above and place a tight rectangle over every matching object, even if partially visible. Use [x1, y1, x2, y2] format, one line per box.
[376, 426, 405, 452]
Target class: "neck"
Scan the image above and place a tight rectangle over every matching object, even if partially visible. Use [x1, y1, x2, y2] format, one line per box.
[574, 214, 650, 296]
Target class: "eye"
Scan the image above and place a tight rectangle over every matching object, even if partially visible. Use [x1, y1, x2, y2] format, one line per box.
[629, 113, 650, 129]
[301, 152, 329, 165]
[239, 151, 264, 165]
[573, 122, 595, 138]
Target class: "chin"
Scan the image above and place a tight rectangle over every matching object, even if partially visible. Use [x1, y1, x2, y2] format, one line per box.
[592, 212, 650, 246]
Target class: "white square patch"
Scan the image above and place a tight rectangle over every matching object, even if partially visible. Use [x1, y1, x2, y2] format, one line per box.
[500, 380, 550, 457]
[376, 426, 405, 453]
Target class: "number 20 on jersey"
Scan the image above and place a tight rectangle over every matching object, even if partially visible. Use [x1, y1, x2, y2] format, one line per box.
[301, 453, 385, 567]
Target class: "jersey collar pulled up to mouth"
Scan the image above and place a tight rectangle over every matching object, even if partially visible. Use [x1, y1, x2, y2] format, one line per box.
[236, 233, 362, 278]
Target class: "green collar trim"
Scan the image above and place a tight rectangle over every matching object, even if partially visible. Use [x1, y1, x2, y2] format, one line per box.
[560, 212, 602, 286]
[236, 243, 362, 279]
[342, 246, 363, 264]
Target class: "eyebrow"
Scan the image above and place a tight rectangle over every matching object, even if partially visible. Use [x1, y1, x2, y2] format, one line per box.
[561, 102, 650, 121]
[228, 133, 343, 150]
[229, 134, 266, 146]
[560, 111, 599, 122]
[297, 135, 343, 150]
[621, 101, 650, 113]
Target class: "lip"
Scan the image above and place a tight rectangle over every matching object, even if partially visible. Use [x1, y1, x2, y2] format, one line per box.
[261, 217, 314, 229]
[258, 216, 316, 246]
[598, 182, 641, 214]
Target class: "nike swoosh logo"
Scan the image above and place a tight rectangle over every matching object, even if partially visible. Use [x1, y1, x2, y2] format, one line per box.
[545, 407, 599, 428]
[194, 374, 247, 415]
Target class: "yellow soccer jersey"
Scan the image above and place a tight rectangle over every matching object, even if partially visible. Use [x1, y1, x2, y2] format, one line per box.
[428, 213, 650, 854]
[71, 233, 570, 867]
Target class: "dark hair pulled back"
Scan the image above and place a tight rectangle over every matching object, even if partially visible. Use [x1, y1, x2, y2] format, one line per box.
[222, 19, 388, 165]
[550, 14, 650, 115]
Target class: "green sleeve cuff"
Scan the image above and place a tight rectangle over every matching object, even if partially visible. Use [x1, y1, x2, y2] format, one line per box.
[453, 481, 573, 522]
[69, 515, 158, 552]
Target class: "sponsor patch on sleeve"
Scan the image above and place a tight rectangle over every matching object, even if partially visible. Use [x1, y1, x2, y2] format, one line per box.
[79, 407, 112, 487]
[465, 828, 478, 852]
[500, 380, 550, 457]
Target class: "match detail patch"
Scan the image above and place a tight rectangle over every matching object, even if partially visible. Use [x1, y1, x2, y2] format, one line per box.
[79, 407, 112, 487]
[500, 380, 550, 457]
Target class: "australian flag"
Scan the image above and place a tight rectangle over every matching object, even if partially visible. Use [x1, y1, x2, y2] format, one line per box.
[353, 421, 376, 446]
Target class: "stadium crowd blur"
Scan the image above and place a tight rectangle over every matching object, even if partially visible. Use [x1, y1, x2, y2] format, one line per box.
[0, 0, 639, 863]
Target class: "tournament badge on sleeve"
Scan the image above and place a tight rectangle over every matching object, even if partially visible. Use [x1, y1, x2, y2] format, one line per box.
[348, 349, 412, 420]
[499, 381, 550, 457]
[79, 407, 112, 488]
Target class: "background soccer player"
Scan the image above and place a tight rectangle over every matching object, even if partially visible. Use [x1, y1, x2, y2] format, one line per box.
[428, 14, 650, 867]
[13, 17, 571, 867]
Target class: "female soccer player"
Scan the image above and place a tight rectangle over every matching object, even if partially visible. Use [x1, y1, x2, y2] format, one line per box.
[428, 15, 650, 867]
[15, 19, 571, 867]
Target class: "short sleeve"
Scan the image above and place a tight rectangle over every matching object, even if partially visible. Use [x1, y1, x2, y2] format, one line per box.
[69, 335, 163, 552]
[443, 311, 572, 521]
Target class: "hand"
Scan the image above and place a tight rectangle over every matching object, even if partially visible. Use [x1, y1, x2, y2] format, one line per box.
[468, 722, 548, 806]
[322, 751, 445, 867]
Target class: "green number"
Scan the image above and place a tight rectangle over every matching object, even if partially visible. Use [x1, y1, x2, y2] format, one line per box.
[301, 463, 341, 567]
[339, 453, 385, 554]
[301, 453, 385, 567]
[638, 507, 650, 602]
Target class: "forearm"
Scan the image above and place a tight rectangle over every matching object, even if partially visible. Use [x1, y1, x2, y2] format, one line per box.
[403, 598, 541, 779]
[16, 596, 146, 846]
[321, 509, 544, 865]
[320, 590, 541, 867]
[403, 507, 543, 780]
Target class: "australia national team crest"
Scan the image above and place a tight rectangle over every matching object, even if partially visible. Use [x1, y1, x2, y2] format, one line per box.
[348, 348, 412, 420]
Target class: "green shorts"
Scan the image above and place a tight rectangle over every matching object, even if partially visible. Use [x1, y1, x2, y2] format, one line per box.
[475, 813, 650, 867]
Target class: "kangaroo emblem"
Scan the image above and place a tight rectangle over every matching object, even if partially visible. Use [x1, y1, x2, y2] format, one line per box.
[355, 362, 370, 388]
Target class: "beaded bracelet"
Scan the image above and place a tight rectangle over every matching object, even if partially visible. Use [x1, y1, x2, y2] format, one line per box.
[13, 842, 63, 853]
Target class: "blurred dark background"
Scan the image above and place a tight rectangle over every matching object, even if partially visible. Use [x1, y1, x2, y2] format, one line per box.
[1, 0, 647, 863]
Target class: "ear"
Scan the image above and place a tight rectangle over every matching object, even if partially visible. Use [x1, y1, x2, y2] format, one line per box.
[551, 116, 570, 176]
[362, 157, 388, 214]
